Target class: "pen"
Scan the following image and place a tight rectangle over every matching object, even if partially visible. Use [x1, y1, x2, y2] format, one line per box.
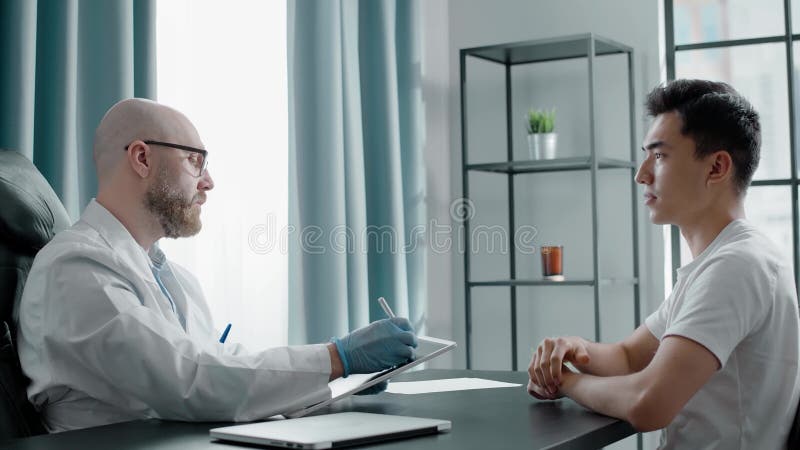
[378, 297, 396, 318]
[219, 323, 232, 343]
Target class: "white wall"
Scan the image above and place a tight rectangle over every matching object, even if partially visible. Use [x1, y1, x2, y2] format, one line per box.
[421, 1, 664, 448]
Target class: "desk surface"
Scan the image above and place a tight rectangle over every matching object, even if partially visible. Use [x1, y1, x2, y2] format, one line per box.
[3, 369, 634, 450]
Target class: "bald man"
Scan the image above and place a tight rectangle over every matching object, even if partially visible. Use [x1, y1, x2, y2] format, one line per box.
[17, 99, 418, 432]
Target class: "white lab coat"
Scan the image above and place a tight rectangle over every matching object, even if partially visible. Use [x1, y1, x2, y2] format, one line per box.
[17, 200, 332, 432]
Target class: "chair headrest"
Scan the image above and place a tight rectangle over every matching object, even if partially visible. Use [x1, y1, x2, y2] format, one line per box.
[0, 150, 71, 256]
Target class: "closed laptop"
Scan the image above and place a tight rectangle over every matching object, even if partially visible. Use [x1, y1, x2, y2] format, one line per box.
[210, 412, 451, 449]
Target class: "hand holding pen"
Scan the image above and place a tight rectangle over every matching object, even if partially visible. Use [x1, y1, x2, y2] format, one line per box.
[331, 297, 418, 376]
[378, 296, 396, 319]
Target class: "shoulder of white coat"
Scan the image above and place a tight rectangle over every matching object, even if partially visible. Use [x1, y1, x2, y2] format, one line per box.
[30, 220, 126, 277]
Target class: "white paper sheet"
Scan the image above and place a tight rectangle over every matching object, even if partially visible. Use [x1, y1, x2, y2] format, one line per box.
[385, 377, 521, 394]
[329, 373, 378, 397]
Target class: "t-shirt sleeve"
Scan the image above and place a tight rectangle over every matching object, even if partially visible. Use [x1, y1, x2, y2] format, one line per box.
[645, 296, 669, 339]
[663, 252, 775, 368]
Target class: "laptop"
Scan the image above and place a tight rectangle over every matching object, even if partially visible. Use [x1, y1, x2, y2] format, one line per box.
[287, 335, 456, 418]
[210, 412, 451, 449]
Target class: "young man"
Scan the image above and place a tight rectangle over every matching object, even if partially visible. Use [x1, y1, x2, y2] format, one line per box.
[527, 79, 800, 448]
[17, 98, 418, 432]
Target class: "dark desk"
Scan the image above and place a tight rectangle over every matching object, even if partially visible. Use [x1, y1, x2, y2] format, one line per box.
[2, 369, 635, 450]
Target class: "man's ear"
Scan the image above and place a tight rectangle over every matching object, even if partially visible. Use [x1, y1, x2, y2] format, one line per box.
[707, 150, 733, 188]
[126, 140, 151, 178]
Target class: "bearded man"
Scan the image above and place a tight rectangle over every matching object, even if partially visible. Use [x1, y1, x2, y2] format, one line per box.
[17, 99, 417, 432]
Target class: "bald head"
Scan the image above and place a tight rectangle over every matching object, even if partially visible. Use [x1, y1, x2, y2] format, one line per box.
[93, 98, 200, 183]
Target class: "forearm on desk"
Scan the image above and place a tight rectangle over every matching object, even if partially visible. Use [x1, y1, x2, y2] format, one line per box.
[573, 326, 658, 377]
[564, 338, 663, 430]
[560, 334, 717, 432]
[574, 340, 638, 377]
[560, 371, 648, 430]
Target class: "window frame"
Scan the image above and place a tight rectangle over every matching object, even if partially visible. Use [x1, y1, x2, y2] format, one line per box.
[664, 0, 800, 294]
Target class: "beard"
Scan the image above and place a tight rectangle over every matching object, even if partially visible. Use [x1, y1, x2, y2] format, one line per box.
[144, 166, 203, 238]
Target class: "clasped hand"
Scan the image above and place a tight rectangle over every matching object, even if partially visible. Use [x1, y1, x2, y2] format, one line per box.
[527, 336, 589, 400]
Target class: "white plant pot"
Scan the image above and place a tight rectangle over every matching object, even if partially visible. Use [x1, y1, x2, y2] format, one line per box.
[527, 132, 558, 160]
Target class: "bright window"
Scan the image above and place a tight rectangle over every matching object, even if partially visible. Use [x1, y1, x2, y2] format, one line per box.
[667, 0, 797, 282]
[156, 0, 288, 350]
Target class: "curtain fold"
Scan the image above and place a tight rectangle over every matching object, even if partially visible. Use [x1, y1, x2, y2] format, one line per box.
[288, 0, 426, 344]
[0, 0, 155, 220]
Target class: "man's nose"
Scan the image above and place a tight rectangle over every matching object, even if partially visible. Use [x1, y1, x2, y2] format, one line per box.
[199, 169, 214, 191]
[634, 158, 652, 185]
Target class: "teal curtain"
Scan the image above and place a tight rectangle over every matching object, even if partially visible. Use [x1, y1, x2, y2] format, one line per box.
[0, 0, 156, 220]
[288, 0, 426, 344]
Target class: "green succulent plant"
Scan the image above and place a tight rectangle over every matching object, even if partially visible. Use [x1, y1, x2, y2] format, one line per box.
[526, 108, 556, 134]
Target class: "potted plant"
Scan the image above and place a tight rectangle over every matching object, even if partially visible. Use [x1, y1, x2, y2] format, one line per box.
[525, 108, 557, 159]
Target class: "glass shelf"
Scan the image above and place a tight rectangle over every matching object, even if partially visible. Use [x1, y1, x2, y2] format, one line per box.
[463, 33, 632, 66]
[468, 278, 639, 288]
[466, 156, 635, 174]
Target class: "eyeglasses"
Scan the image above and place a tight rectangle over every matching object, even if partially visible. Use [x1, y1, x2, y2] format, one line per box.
[124, 140, 209, 177]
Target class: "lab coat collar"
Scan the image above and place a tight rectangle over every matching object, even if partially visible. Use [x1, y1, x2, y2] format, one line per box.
[149, 243, 167, 270]
[80, 199, 154, 277]
[81, 199, 191, 331]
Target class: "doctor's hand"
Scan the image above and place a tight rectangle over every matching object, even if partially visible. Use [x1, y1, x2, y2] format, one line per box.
[528, 336, 590, 397]
[333, 318, 418, 377]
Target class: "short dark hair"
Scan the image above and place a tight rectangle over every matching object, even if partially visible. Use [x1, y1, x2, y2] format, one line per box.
[645, 79, 761, 193]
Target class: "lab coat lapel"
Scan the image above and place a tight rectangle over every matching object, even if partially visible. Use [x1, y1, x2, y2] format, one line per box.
[80, 200, 186, 329]
[161, 262, 219, 344]
[149, 249, 193, 333]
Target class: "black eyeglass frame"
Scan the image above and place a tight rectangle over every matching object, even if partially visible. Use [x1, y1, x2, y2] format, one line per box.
[124, 140, 208, 176]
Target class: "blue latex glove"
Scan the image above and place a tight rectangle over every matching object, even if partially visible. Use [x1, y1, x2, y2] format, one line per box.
[333, 317, 418, 377]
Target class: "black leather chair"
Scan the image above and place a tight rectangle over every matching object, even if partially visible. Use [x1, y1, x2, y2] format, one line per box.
[789, 397, 800, 449]
[0, 149, 71, 440]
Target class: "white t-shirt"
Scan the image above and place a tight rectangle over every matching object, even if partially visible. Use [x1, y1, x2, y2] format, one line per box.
[645, 219, 800, 450]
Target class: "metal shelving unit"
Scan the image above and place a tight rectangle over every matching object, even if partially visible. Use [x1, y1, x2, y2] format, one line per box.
[467, 157, 635, 174]
[460, 33, 641, 371]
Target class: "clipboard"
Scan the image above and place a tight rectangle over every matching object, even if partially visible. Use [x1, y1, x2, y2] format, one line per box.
[285, 335, 456, 418]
